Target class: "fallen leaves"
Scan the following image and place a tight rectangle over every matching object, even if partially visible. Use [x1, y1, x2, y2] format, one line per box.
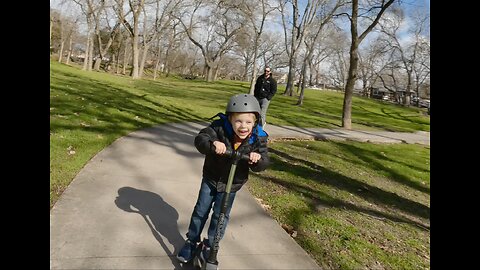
[254, 197, 271, 211]
[67, 145, 76, 155]
[281, 223, 298, 238]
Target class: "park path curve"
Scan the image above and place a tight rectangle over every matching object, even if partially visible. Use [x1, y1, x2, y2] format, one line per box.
[50, 122, 429, 269]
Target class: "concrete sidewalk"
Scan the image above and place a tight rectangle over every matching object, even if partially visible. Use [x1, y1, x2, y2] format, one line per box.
[266, 125, 429, 145]
[50, 122, 430, 269]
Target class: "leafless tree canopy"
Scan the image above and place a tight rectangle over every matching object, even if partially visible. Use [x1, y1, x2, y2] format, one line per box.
[51, 0, 429, 118]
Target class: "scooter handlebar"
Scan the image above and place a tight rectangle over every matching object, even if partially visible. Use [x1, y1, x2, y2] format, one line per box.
[223, 149, 251, 161]
[210, 143, 251, 161]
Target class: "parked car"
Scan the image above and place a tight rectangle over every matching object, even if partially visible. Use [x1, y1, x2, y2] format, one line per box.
[419, 99, 430, 108]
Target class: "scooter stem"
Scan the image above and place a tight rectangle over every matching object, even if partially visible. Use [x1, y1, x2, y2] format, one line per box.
[205, 150, 243, 267]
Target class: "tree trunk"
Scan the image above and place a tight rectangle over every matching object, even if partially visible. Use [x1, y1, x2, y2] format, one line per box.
[308, 60, 314, 86]
[206, 65, 214, 82]
[131, 36, 140, 78]
[139, 44, 151, 79]
[115, 54, 120, 74]
[243, 56, 250, 82]
[50, 15, 54, 48]
[284, 56, 296, 96]
[214, 66, 219, 81]
[66, 36, 73, 65]
[342, 36, 360, 129]
[297, 57, 308, 105]
[249, 36, 261, 94]
[249, 68, 258, 95]
[404, 71, 412, 106]
[88, 37, 94, 71]
[58, 40, 65, 63]
[82, 33, 91, 70]
[122, 39, 128, 75]
[153, 44, 162, 80]
[94, 58, 102, 70]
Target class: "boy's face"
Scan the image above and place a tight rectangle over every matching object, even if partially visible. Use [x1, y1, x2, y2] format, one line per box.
[229, 112, 256, 140]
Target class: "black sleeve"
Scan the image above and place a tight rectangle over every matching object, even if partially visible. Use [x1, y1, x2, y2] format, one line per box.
[254, 76, 262, 97]
[194, 125, 218, 155]
[249, 136, 270, 172]
[267, 79, 277, 100]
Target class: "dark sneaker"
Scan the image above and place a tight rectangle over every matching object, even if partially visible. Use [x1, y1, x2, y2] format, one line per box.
[176, 239, 197, 263]
[199, 239, 211, 263]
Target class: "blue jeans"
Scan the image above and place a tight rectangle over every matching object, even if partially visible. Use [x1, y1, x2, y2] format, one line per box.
[186, 180, 237, 247]
[257, 98, 270, 126]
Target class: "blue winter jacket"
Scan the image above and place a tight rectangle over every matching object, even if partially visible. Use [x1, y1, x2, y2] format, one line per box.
[194, 113, 270, 192]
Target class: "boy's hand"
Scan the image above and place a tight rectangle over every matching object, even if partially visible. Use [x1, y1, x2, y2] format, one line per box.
[249, 152, 261, 164]
[212, 141, 226, 155]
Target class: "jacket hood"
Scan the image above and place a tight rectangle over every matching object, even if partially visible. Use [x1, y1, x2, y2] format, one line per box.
[213, 113, 268, 144]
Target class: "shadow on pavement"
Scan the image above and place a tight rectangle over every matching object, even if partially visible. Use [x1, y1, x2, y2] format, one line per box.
[114, 186, 197, 270]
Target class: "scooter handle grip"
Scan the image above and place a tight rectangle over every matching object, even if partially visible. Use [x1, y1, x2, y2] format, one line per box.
[223, 149, 251, 161]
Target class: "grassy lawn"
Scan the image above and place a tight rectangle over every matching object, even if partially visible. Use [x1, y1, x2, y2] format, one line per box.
[50, 60, 429, 268]
[247, 140, 430, 269]
[50, 61, 429, 208]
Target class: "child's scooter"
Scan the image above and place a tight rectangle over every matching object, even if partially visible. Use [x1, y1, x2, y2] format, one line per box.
[192, 148, 251, 270]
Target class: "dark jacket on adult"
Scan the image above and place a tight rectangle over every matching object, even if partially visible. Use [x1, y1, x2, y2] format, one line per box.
[254, 74, 277, 100]
[194, 113, 270, 192]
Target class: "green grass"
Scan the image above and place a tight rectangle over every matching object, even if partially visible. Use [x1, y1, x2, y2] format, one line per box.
[247, 140, 430, 269]
[268, 91, 430, 132]
[50, 60, 430, 268]
[50, 60, 429, 208]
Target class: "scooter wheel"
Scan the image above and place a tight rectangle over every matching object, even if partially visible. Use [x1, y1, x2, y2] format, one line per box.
[192, 256, 200, 268]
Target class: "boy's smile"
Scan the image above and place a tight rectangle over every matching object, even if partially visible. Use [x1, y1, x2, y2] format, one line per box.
[229, 112, 256, 140]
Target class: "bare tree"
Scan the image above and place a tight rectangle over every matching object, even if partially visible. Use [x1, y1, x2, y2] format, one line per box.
[412, 39, 429, 100]
[58, 16, 79, 64]
[377, 61, 405, 103]
[321, 30, 349, 88]
[152, 20, 181, 80]
[297, 0, 345, 105]
[259, 32, 288, 71]
[137, 0, 182, 78]
[406, 6, 430, 102]
[280, 0, 322, 96]
[357, 37, 390, 96]
[240, 0, 278, 94]
[233, 29, 255, 81]
[173, 0, 245, 82]
[91, 1, 122, 71]
[340, 0, 395, 129]
[163, 22, 183, 77]
[50, 8, 56, 49]
[72, 0, 103, 71]
[114, 0, 145, 78]
[378, 7, 418, 105]
[309, 29, 337, 86]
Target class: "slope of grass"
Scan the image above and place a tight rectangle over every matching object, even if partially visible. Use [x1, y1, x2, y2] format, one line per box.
[247, 140, 430, 269]
[267, 89, 430, 132]
[50, 60, 429, 209]
[50, 60, 430, 269]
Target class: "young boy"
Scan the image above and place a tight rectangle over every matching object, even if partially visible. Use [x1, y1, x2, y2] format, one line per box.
[176, 94, 270, 264]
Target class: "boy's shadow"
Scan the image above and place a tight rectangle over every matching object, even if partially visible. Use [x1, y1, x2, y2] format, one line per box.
[115, 186, 196, 269]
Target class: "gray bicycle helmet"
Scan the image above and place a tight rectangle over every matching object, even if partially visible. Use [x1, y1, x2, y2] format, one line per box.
[226, 94, 261, 115]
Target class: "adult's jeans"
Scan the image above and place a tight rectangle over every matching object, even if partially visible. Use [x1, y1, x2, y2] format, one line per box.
[257, 97, 270, 126]
[186, 179, 237, 248]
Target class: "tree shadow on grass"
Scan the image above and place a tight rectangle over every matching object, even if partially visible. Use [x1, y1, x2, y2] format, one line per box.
[330, 142, 430, 194]
[266, 148, 430, 228]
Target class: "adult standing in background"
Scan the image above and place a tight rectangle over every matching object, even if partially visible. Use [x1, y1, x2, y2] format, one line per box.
[254, 66, 277, 127]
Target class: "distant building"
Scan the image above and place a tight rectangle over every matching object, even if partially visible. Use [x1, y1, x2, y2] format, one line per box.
[370, 87, 390, 100]
[276, 73, 288, 84]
